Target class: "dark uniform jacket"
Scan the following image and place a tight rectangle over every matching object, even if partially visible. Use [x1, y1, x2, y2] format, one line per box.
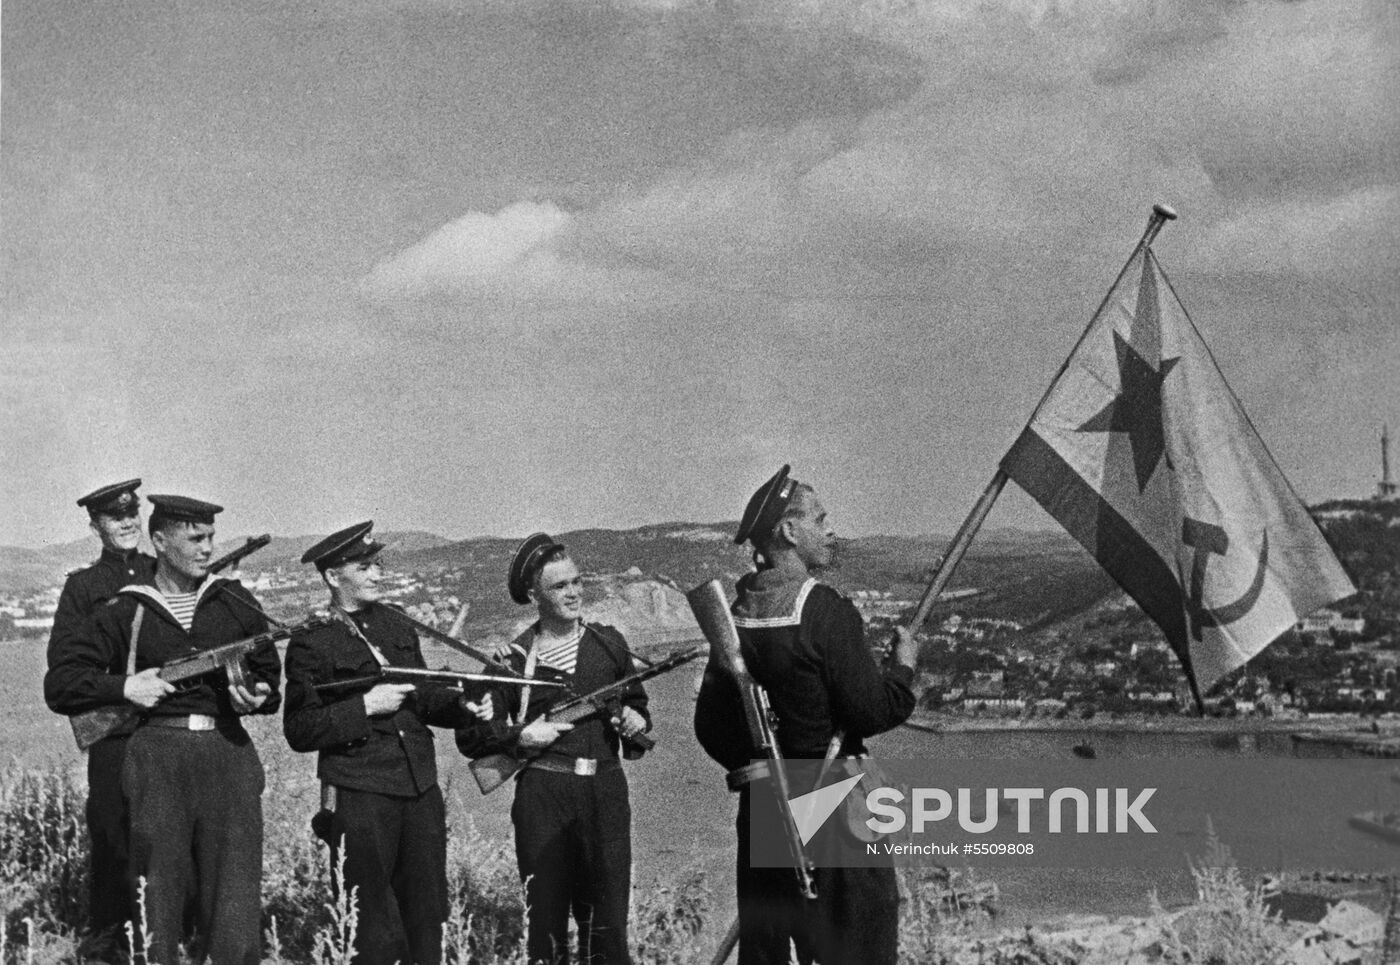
[44, 577, 281, 721]
[455, 622, 650, 767]
[283, 604, 474, 797]
[694, 571, 915, 771]
[45, 548, 157, 684]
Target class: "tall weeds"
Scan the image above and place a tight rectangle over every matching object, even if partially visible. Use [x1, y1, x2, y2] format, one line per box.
[0, 762, 86, 951]
[1157, 821, 1290, 965]
[4, 758, 1325, 965]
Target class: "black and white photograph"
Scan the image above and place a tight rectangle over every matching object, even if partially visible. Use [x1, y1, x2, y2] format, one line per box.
[3, 1, 1398, 963]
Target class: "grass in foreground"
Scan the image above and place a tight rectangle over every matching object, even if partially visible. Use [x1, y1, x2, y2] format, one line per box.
[0, 758, 1348, 965]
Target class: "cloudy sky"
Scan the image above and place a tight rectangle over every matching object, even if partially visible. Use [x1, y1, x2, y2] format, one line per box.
[4, 0, 1397, 548]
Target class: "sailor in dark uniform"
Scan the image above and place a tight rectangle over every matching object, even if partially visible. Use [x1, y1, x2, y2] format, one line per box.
[456, 534, 650, 965]
[45, 494, 281, 965]
[283, 521, 491, 965]
[693, 466, 918, 965]
[43, 477, 156, 953]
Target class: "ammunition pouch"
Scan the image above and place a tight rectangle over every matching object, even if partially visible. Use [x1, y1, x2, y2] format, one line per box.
[310, 783, 338, 845]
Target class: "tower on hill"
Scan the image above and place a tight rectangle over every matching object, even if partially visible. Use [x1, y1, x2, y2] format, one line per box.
[1379, 424, 1399, 502]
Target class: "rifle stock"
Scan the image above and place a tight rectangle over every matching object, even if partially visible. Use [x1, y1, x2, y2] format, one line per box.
[68, 617, 327, 751]
[685, 579, 817, 901]
[467, 752, 524, 794]
[465, 645, 703, 795]
[70, 706, 138, 750]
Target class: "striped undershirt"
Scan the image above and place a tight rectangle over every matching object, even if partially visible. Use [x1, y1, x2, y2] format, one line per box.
[164, 591, 198, 631]
[535, 626, 583, 675]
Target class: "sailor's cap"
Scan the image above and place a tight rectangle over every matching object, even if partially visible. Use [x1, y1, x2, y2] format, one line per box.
[77, 478, 143, 517]
[301, 520, 384, 571]
[508, 532, 565, 605]
[734, 465, 797, 546]
[147, 494, 223, 526]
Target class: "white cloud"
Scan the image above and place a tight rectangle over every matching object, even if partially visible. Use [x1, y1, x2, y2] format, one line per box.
[363, 201, 572, 291]
[361, 0, 1396, 318]
[361, 200, 659, 309]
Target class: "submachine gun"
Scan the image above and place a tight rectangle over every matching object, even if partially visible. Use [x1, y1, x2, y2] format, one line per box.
[686, 580, 817, 901]
[70, 617, 331, 750]
[468, 644, 705, 794]
[208, 534, 272, 575]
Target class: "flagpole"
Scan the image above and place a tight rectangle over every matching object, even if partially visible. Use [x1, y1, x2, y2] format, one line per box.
[1023, 203, 1177, 427]
[905, 471, 1009, 633]
[904, 204, 1179, 634]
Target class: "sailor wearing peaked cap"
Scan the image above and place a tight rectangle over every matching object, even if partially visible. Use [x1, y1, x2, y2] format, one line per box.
[301, 520, 385, 571]
[146, 494, 223, 526]
[44, 477, 157, 956]
[456, 532, 650, 965]
[695, 467, 919, 965]
[283, 520, 484, 965]
[46, 488, 280, 965]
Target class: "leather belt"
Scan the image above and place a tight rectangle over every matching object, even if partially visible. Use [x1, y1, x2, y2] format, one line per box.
[143, 714, 238, 732]
[528, 756, 620, 778]
[727, 761, 770, 791]
[726, 755, 867, 792]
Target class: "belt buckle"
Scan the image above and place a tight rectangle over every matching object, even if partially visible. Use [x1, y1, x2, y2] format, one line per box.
[188, 714, 217, 731]
[574, 757, 597, 777]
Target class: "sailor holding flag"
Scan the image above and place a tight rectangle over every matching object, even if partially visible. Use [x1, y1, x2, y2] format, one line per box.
[694, 468, 917, 965]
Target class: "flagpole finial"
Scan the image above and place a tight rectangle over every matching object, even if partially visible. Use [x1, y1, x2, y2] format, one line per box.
[1142, 203, 1179, 250]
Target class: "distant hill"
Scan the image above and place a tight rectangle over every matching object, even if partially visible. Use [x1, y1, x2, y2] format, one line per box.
[385, 522, 754, 630]
[375, 522, 1117, 635]
[0, 538, 108, 591]
[227, 531, 456, 573]
[0, 530, 455, 594]
[1312, 498, 1400, 625]
[5, 506, 1391, 648]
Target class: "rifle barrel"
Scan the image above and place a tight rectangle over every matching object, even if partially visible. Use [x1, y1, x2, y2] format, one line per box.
[375, 606, 525, 678]
[209, 534, 272, 574]
[546, 646, 703, 715]
[313, 667, 565, 693]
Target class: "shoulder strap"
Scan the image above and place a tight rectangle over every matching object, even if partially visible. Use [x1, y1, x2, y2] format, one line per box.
[518, 635, 540, 722]
[586, 622, 653, 670]
[213, 580, 288, 633]
[334, 607, 389, 667]
[126, 604, 146, 676]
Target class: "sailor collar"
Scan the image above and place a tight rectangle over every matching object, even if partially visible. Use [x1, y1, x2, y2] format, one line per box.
[119, 578, 225, 628]
[732, 576, 818, 629]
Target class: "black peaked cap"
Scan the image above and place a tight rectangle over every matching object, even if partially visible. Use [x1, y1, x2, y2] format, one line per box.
[301, 520, 384, 570]
[147, 494, 223, 525]
[77, 478, 142, 516]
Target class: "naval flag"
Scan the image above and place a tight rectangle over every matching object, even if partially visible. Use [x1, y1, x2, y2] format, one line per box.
[999, 245, 1355, 698]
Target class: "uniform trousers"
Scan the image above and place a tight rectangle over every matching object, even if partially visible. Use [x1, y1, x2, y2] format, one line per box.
[735, 790, 899, 965]
[85, 734, 133, 952]
[326, 784, 448, 965]
[122, 725, 265, 965]
[511, 766, 633, 965]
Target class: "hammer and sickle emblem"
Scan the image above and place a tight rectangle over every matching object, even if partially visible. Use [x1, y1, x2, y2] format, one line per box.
[1180, 518, 1269, 641]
